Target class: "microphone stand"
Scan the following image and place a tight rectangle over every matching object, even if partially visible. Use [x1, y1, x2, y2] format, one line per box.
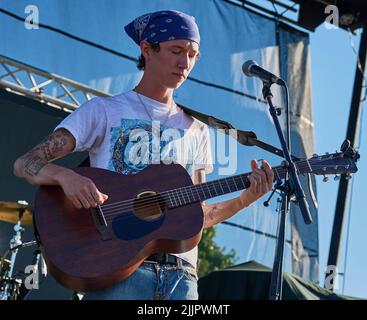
[262, 81, 313, 300]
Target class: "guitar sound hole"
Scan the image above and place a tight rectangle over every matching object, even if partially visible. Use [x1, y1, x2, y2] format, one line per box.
[133, 191, 165, 221]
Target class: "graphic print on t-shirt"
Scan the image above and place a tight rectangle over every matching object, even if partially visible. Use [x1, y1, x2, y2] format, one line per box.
[108, 118, 192, 175]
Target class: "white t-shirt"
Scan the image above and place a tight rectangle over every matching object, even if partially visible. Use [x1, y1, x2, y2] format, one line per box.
[55, 90, 213, 268]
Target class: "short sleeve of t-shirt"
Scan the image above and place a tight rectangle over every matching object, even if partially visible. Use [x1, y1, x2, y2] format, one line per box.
[193, 121, 213, 174]
[54, 97, 107, 153]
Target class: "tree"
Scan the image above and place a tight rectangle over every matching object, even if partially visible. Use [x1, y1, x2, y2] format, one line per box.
[198, 226, 238, 278]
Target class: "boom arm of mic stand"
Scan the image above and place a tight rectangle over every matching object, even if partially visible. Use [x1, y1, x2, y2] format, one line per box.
[245, 136, 300, 161]
[262, 82, 312, 225]
[178, 103, 301, 160]
[207, 117, 301, 161]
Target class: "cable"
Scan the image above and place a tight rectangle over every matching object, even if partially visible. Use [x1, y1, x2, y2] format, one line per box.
[0, 7, 263, 103]
[271, 0, 291, 150]
[341, 28, 366, 294]
[348, 27, 367, 102]
[348, 28, 367, 84]
[282, 82, 291, 153]
[0, 8, 137, 63]
[220, 220, 318, 256]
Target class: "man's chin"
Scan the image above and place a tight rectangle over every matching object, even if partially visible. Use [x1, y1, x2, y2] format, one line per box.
[173, 83, 183, 89]
[162, 78, 185, 90]
[171, 80, 185, 89]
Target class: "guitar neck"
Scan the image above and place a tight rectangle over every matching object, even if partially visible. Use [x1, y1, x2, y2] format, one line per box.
[165, 159, 313, 208]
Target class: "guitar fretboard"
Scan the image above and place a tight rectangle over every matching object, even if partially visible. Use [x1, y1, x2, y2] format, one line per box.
[164, 160, 312, 208]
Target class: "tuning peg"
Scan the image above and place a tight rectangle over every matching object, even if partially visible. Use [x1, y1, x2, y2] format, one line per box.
[334, 175, 340, 181]
[345, 174, 352, 180]
[323, 175, 329, 182]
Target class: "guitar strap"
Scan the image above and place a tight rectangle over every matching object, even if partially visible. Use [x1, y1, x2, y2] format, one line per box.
[178, 103, 298, 161]
[179, 104, 318, 208]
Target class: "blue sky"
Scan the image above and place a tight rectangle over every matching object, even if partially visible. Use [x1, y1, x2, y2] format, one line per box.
[310, 25, 366, 298]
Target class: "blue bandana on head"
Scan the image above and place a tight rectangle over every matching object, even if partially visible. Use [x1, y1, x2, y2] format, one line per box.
[124, 10, 200, 46]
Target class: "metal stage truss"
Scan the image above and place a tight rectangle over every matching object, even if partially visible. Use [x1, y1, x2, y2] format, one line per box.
[0, 55, 110, 113]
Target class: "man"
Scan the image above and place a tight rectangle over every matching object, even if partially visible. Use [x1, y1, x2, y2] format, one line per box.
[13, 10, 274, 300]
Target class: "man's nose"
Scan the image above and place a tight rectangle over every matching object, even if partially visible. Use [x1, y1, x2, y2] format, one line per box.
[177, 53, 190, 69]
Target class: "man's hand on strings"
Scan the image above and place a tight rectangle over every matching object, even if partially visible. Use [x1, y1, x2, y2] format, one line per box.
[238, 159, 274, 209]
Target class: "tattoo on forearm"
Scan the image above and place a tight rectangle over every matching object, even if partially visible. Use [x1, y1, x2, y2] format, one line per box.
[50, 129, 69, 154]
[205, 204, 218, 228]
[29, 129, 70, 161]
[208, 205, 217, 220]
[20, 129, 71, 177]
[23, 155, 48, 176]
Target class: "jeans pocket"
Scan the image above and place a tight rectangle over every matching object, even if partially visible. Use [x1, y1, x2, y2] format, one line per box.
[182, 266, 199, 282]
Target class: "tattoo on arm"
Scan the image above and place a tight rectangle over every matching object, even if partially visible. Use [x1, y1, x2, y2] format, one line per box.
[208, 204, 217, 222]
[32, 129, 70, 161]
[23, 155, 48, 176]
[20, 128, 74, 177]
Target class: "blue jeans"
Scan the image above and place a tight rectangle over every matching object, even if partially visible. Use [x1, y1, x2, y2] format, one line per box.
[82, 261, 198, 300]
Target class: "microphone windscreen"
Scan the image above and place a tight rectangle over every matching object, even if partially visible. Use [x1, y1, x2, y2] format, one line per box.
[242, 60, 257, 77]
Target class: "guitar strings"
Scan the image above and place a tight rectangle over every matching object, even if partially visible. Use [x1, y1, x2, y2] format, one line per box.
[104, 178, 243, 218]
[100, 160, 345, 219]
[99, 157, 342, 214]
[102, 166, 282, 218]
[100, 161, 303, 212]
[102, 161, 329, 225]
[102, 169, 292, 223]
[102, 164, 349, 225]
[99, 159, 348, 223]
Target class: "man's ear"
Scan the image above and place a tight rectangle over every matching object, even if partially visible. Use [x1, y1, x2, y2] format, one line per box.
[140, 40, 152, 62]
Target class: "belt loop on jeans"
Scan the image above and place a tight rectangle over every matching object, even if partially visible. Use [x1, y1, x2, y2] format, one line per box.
[176, 256, 183, 268]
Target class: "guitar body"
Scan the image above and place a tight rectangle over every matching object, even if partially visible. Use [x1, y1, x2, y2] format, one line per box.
[34, 163, 204, 292]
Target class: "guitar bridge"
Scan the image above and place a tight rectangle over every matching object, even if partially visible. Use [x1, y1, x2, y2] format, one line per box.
[91, 205, 112, 241]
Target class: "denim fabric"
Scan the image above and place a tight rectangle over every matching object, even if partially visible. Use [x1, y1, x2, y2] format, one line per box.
[82, 262, 198, 300]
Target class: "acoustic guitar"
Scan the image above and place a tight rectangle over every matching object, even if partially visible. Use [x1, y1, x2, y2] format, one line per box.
[34, 140, 359, 291]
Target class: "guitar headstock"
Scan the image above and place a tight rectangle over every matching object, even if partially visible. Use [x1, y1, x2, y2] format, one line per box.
[309, 139, 360, 177]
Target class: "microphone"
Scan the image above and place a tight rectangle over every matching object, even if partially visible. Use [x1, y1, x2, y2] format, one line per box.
[242, 60, 285, 85]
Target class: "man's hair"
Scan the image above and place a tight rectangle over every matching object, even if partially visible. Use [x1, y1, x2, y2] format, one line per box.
[137, 43, 161, 70]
